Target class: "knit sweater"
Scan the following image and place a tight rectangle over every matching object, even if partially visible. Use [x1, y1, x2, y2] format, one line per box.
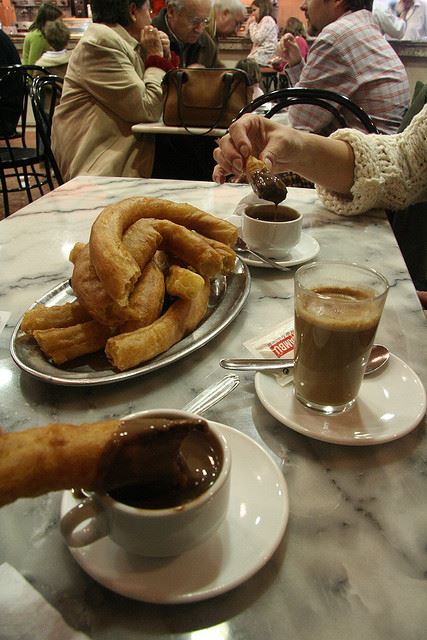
[317, 104, 427, 215]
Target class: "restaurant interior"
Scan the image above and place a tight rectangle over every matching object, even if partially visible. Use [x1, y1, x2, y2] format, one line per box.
[0, 0, 426, 638]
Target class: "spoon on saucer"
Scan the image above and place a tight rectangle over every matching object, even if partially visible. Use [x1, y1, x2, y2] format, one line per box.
[235, 237, 291, 272]
[220, 344, 390, 375]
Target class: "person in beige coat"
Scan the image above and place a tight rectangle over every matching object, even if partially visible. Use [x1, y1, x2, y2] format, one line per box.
[52, 0, 178, 181]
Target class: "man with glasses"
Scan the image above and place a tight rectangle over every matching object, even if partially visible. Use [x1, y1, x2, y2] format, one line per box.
[152, 0, 220, 67]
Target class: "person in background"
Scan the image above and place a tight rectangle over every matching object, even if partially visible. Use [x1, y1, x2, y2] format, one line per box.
[152, 0, 221, 67]
[212, 107, 427, 305]
[52, 0, 178, 181]
[397, 0, 427, 40]
[22, 2, 62, 65]
[35, 20, 71, 76]
[280, 16, 309, 60]
[235, 57, 264, 99]
[207, 0, 247, 38]
[245, 0, 278, 66]
[0, 29, 20, 68]
[276, 0, 409, 135]
[372, 0, 405, 38]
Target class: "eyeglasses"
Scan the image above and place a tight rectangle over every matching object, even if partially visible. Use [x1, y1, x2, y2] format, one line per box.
[187, 16, 210, 26]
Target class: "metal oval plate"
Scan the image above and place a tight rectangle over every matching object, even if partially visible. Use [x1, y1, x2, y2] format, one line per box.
[10, 259, 251, 387]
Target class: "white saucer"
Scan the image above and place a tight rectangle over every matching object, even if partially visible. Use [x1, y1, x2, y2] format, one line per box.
[227, 214, 319, 267]
[60, 423, 289, 604]
[255, 354, 426, 446]
[241, 233, 320, 268]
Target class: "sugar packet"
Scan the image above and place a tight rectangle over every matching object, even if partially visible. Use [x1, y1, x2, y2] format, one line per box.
[243, 318, 295, 387]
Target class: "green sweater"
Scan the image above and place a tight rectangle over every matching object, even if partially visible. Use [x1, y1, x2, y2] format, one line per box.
[22, 29, 49, 66]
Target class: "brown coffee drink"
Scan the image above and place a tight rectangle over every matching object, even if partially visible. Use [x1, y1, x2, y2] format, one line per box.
[294, 286, 380, 409]
[245, 204, 300, 223]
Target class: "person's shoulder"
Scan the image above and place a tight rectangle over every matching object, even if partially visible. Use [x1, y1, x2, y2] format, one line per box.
[80, 23, 134, 52]
[321, 10, 381, 40]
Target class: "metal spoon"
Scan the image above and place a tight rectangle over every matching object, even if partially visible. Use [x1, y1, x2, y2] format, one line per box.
[235, 237, 291, 272]
[220, 344, 390, 375]
[182, 373, 240, 414]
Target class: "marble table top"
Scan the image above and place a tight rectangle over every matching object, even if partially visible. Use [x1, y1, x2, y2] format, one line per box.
[0, 176, 426, 640]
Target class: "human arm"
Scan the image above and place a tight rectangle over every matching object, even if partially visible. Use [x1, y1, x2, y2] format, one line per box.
[213, 106, 427, 215]
[77, 32, 166, 124]
[213, 114, 355, 194]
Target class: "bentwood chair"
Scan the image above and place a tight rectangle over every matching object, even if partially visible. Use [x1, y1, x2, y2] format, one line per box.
[31, 74, 64, 186]
[234, 87, 379, 187]
[0, 65, 59, 217]
[236, 87, 380, 134]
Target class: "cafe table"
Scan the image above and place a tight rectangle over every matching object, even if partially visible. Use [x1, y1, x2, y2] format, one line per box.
[131, 121, 227, 136]
[0, 176, 426, 640]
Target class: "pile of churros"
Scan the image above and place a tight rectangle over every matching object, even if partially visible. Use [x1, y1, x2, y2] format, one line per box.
[20, 196, 238, 371]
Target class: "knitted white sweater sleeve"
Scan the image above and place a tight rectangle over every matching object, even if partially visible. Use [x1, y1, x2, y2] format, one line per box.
[316, 105, 427, 216]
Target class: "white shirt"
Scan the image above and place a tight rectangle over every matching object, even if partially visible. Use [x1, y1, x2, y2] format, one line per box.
[399, 0, 427, 40]
[373, 0, 406, 38]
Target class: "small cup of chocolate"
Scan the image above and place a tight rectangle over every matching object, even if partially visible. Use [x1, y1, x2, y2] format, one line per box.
[242, 203, 303, 259]
[60, 409, 231, 557]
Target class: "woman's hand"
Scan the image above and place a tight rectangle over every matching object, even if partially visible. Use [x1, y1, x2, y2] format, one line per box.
[278, 33, 302, 67]
[158, 30, 171, 59]
[140, 25, 163, 57]
[213, 114, 302, 183]
[212, 114, 356, 195]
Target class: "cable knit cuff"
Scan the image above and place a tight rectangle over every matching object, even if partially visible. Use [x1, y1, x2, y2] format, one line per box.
[145, 52, 180, 72]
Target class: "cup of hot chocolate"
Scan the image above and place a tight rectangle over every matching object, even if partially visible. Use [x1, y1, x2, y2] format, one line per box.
[293, 261, 389, 414]
[242, 203, 303, 259]
[60, 409, 231, 557]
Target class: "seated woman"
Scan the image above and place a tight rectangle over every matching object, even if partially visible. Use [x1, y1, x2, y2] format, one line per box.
[22, 2, 63, 66]
[52, 0, 178, 181]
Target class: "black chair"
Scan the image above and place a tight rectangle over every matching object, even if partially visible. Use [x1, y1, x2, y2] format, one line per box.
[31, 74, 64, 186]
[234, 87, 379, 188]
[0, 65, 58, 217]
[236, 87, 380, 134]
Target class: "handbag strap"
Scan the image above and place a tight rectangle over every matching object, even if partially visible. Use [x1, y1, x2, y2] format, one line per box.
[176, 70, 236, 135]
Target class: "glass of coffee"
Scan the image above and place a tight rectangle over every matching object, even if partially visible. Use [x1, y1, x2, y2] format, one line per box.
[293, 262, 389, 414]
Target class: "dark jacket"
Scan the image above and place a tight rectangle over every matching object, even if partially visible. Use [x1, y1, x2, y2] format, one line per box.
[152, 9, 220, 68]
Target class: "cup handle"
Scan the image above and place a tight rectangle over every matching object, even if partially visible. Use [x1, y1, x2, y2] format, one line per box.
[60, 497, 108, 547]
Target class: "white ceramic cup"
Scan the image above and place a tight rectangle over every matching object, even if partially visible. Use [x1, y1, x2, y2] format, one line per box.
[242, 204, 303, 258]
[60, 409, 231, 557]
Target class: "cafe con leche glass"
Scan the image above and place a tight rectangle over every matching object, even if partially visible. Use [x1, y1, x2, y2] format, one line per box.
[293, 262, 389, 414]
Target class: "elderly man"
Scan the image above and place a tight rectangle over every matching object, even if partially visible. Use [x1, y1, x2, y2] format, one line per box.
[209, 0, 247, 37]
[152, 0, 220, 67]
[278, 0, 409, 134]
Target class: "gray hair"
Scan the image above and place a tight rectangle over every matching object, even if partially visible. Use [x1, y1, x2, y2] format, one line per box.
[166, 0, 214, 11]
[214, 0, 246, 15]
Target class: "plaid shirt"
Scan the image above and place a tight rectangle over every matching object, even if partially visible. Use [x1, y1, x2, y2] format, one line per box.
[284, 10, 409, 134]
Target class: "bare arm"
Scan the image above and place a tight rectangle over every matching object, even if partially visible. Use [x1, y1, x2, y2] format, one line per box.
[213, 114, 355, 194]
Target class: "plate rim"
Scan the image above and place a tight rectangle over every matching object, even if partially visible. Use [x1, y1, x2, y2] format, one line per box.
[60, 422, 289, 604]
[255, 353, 426, 446]
[10, 261, 251, 387]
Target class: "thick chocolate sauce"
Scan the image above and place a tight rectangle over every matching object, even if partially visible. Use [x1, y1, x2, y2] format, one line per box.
[94, 417, 222, 510]
[248, 169, 288, 206]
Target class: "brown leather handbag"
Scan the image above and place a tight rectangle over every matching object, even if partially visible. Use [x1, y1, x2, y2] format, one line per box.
[162, 68, 250, 132]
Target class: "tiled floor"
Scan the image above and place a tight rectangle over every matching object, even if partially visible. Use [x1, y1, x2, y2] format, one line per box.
[0, 128, 57, 220]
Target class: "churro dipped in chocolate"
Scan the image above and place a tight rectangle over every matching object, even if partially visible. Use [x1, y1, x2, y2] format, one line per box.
[245, 156, 288, 205]
[0, 417, 208, 508]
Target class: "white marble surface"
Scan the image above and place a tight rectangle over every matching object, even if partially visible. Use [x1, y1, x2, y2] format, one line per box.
[0, 177, 426, 640]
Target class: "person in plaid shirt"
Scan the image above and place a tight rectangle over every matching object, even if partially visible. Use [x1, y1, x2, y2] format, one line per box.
[277, 0, 409, 135]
